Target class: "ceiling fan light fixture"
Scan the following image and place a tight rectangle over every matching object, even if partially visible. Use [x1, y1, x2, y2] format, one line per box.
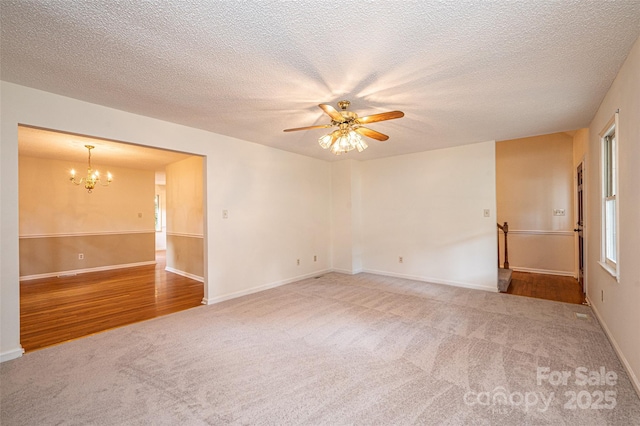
[328, 130, 366, 155]
[355, 135, 368, 153]
[286, 100, 403, 155]
[318, 133, 335, 149]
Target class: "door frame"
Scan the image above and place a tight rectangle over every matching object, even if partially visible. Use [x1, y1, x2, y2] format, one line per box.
[575, 157, 587, 295]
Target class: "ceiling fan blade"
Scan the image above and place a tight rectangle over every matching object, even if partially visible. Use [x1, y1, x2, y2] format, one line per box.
[354, 127, 389, 141]
[319, 104, 346, 123]
[283, 124, 333, 132]
[357, 111, 404, 125]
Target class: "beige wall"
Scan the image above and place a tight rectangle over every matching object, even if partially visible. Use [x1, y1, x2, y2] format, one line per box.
[18, 155, 155, 278]
[496, 132, 575, 275]
[166, 156, 204, 280]
[166, 234, 204, 278]
[19, 156, 155, 235]
[20, 233, 155, 277]
[166, 156, 203, 236]
[572, 128, 588, 167]
[586, 35, 640, 394]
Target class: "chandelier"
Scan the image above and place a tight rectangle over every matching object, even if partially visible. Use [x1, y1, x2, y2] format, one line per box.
[69, 145, 112, 193]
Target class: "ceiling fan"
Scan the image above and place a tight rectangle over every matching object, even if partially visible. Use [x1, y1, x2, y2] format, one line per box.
[283, 100, 404, 155]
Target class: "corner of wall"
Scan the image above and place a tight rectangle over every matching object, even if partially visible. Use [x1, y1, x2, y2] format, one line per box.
[0, 346, 24, 363]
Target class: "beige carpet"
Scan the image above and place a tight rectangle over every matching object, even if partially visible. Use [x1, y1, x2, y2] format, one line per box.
[2, 272, 639, 425]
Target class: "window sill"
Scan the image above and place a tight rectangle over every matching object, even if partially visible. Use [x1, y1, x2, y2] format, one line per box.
[598, 261, 619, 282]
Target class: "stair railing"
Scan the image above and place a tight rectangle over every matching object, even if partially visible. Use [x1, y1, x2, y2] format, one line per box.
[497, 222, 509, 269]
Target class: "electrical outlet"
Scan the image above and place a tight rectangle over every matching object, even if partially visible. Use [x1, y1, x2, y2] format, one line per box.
[313, 255, 317, 262]
[553, 208, 566, 216]
[78, 253, 84, 260]
[222, 209, 229, 219]
[399, 256, 403, 263]
[297, 258, 300, 266]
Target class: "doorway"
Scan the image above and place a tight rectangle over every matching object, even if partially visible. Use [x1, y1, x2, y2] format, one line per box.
[18, 125, 206, 350]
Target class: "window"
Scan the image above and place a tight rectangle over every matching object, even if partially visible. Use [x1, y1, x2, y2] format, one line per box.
[155, 194, 162, 232]
[601, 113, 618, 277]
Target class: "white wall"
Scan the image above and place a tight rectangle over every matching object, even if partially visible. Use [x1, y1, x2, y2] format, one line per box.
[1, 82, 501, 362]
[586, 35, 640, 394]
[330, 159, 363, 274]
[360, 141, 498, 291]
[0, 82, 332, 361]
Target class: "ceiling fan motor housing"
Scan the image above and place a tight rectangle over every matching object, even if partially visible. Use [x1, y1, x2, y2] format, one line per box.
[337, 100, 351, 110]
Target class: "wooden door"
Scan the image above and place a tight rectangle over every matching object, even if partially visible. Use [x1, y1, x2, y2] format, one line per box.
[575, 163, 585, 293]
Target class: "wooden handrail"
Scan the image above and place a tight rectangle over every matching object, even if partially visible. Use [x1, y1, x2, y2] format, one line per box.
[496, 222, 509, 269]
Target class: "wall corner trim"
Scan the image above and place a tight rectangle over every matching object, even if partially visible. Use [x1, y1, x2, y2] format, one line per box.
[202, 269, 332, 305]
[330, 268, 362, 275]
[0, 347, 25, 363]
[510, 266, 575, 277]
[164, 267, 204, 283]
[20, 261, 157, 281]
[361, 269, 498, 293]
[589, 297, 640, 400]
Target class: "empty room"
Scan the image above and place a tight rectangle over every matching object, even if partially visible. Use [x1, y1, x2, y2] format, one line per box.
[1, 1, 640, 424]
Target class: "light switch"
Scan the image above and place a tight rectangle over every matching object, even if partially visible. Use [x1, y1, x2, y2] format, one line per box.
[222, 209, 228, 219]
[483, 209, 490, 217]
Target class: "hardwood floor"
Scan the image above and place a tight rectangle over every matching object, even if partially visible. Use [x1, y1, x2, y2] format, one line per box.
[20, 252, 204, 352]
[506, 271, 586, 305]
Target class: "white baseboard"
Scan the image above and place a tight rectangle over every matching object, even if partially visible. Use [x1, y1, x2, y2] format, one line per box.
[587, 296, 640, 400]
[202, 269, 331, 305]
[20, 261, 157, 281]
[164, 267, 204, 282]
[1, 346, 24, 363]
[330, 268, 363, 275]
[361, 269, 498, 293]
[510, 266, 575, 277]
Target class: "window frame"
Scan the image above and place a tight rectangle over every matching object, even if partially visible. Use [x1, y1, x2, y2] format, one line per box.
[599, 113, 620, 280]
[155, 194, 162, 232]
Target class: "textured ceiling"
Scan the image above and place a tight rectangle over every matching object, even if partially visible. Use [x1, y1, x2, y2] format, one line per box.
[2, 1, 640, 161]
[18, 126, 193, 171]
